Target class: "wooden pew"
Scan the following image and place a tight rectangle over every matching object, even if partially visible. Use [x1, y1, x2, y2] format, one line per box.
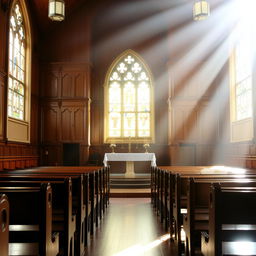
[183, 178, 256, 255]
[3, 165, 107, 254]
[157, 166, 256, 255]
[16, 166, 106, 236]
[201, 183, 256, 256]
[0, 194, 9, 256]
[17, 166, 109, 216]
[150, 166, 156, 206]
[0, 177, 76, 256]
[33, 166, 109, 230]
[0, 183, 59, 256]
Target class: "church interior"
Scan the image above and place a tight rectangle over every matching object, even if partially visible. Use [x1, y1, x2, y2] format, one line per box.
[0, 0, 256, 255]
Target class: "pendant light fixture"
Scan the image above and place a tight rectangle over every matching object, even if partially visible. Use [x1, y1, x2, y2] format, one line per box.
[193, 0, 210, 21]
[48, 0, 65, 21]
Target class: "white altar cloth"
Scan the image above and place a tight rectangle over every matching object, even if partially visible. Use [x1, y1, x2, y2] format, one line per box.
[103, 153, 156, 167]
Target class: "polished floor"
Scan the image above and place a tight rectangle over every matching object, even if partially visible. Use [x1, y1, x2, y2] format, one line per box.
[85, 198, 172, 256]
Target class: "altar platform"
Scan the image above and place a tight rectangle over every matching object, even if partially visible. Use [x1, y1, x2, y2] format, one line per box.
[109, 173, 151, 198]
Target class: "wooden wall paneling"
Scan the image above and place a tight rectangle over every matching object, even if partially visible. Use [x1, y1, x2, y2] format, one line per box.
[90, 100, 103, 145]
[40, 7, 91, 63]
[30, 94, 39, 144]
[42, 69, 59, 98]
[60, 105, 73, 141]
[80, 144, 89, 165]
[198, 102, 219, 144]
[40, 63, 91, 165]
[61, 73, 74, 97]
[170, 143, 196, 166]
[154, 101, 168, 145]
[0, 72, 6, 140]
[74, 72, 85, 97]
[42, 144, 62, 166]
[61, 71, 88, 98]
[73, 107, 85, 141]
[42, 102, 59, 143]
[0, 7, 7, 71]
[171, 101, 199, 143]
[60, 101, 88, 142]
[169, 98, 224, 165]
[61, 64, 90, 98]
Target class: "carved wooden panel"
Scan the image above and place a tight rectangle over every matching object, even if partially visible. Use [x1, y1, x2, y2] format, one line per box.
[41, 63, 91, 165]
[61, 74, 73, 97]
[42, 105, 58, 143]
[61, 108, 72, 141]
[74, 73, 85, 97]
[61, 71, 87, 98]
[74, 108, 85, 141]
[43, 71, 59, 98]
[90, 100, 102, 145]
[30, 95, 39, 144]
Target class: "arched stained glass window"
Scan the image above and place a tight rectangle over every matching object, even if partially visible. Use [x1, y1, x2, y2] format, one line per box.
[8, 1, 26, 120]
[104, 50, 154, 143]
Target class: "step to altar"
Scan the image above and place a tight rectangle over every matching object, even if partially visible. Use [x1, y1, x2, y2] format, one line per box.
[110, 173, 151, 189]
[109, 173, 151, 197]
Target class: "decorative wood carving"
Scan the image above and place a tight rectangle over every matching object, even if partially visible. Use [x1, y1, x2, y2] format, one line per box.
[62, 74, 73, 97]
[74, 108, 85, 141]
[41, 63, 91, 165]
[61, 107, 72, 141]
[42, 104, 59, 143]
[43, 71, 59, 98]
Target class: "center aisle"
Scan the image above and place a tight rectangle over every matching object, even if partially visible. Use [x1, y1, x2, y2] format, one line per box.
[85, 198, 172, 256]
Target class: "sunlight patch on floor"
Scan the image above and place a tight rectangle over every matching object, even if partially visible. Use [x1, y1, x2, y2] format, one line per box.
[113, 233, 170, 256]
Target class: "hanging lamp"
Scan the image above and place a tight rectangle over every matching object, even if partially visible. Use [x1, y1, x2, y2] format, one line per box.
[193, 0, 210, 21]
[48, 0, 65, 21]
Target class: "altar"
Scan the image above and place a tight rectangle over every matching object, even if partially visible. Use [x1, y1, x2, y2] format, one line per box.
[103, 153, 156, 178]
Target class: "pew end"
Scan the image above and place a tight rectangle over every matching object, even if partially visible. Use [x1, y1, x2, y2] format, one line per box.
[0, 194, 9, 256]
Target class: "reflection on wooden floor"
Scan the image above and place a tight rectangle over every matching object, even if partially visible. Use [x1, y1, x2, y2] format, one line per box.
[85, 198, 172, 256]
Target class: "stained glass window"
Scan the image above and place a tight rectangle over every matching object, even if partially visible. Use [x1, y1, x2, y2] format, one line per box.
[105, 51, 154, 142]
[8, 2, 26, 120]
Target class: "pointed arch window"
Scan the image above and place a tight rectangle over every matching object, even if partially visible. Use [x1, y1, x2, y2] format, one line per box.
[232, 21, 253, 121]
[8, 2, 26, 119]
[230, 3, 254, 142]
[7, 0, 31, 142]
[104, 50, 154, 143]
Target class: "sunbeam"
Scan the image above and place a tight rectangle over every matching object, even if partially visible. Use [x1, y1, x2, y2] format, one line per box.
[113, 233, 170, 256]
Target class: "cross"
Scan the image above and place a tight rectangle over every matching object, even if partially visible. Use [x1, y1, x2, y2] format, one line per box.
[125, 55, 134, 64]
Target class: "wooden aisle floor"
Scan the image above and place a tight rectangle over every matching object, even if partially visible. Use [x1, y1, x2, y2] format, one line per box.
[85, 198, 172, 256]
